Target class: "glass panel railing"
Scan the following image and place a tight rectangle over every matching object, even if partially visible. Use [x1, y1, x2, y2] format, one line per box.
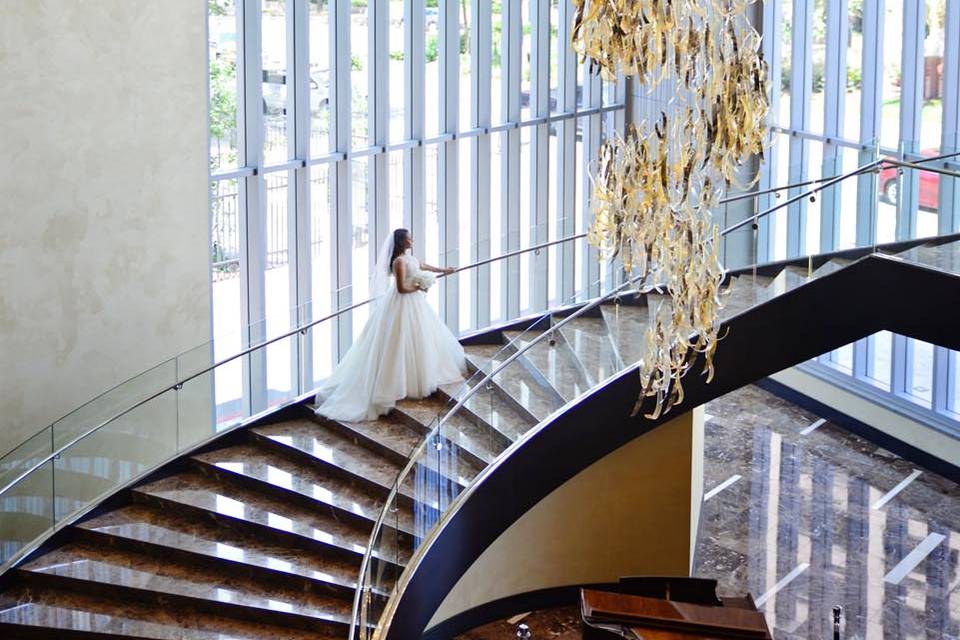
[350, 268, 634, 639]
[0, 234, 593, 574]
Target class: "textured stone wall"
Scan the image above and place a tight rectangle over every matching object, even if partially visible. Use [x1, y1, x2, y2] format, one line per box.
[0, 2, 210, 456]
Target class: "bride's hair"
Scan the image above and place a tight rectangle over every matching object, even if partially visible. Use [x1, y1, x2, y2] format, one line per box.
[389, 228, 410, 272]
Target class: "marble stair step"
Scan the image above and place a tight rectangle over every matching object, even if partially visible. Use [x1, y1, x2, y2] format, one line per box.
[0, 586, 334, 640]
[503, 330, 592, 403]
[600, 303, 649, 367]
[190, 442, 416, 536]
[645, 292, 673, 327]
[893, 238, 960, 274]
[16, 543, 353, 635]
[719, 274, 772, 322]
[74, 503, 361, 597]
[311, 408, 425, 464]
[763, 265, 812, 298]
[811, 257, 851, 279]
[463, 345, 564, 422]
[249, 417, 413, 497]
[437, 380, 536, 442]
[556, 315, 621, 385]
[396, 395, 511, 466]
[130, 470, 407, 565]
[251, 417, 463, 504]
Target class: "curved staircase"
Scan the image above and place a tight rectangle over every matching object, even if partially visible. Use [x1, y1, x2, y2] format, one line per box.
[2, 235, 960, 638]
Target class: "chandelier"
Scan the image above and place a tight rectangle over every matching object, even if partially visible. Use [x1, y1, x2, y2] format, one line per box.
[572, 0, 769, 419]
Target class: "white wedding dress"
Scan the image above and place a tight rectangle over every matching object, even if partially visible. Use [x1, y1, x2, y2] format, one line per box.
[314, 252, 468, 422]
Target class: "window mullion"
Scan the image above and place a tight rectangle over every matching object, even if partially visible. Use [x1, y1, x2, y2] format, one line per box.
[896, 0, 925, 241]
[407, 0, 425, 239]
[819, 0, 848, 253]
[332, 0, 353, 358]
[557, 0, 577, 301]
[530, 0, 550, 311]
[241, 0, 268, 412]
[371, 1, 390, 260]
[439, 0, 460, 329]
[938, 0, 960, 235]
[787, 0, 813, 258]
[855, 0, 884, 248]
[503, 0, 522, 319]
[757, 0, 784, 263]
[473, 0, 492, 328]
[291, 0, 311, 394]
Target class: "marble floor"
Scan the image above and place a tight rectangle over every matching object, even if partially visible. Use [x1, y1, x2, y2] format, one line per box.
[458, 384, 960, 639]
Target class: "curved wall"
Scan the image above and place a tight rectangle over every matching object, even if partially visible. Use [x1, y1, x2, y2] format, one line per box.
[427, 408, 704, 630]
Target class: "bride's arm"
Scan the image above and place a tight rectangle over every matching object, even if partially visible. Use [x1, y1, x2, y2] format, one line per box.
[420, 261, 455, 275]
[393, 259, 420, 293]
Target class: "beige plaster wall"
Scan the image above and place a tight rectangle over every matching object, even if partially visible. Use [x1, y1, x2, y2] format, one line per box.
[0, 2, 210, 456]
[426, 408, 705, 630]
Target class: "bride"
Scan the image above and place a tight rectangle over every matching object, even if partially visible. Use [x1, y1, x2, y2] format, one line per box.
[314, 228, 468, 422]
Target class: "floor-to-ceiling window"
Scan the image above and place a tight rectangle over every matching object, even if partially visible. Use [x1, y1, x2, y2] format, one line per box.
[207, 0, 625, 423]
[759, 0, 960, 425]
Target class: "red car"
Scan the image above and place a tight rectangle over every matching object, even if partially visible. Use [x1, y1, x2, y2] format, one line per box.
[878, 148, 940, 210]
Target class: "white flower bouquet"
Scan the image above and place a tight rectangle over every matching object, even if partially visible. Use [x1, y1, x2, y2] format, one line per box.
[410, 271, 436, 292]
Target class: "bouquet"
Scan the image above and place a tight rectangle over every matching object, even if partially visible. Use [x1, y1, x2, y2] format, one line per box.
[410, 271, 436, 292]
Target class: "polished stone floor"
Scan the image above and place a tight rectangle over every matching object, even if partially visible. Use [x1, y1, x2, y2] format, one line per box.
[458, 384, 960, 639]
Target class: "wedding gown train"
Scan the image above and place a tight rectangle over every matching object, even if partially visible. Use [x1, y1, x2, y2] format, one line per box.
[314, 253, 468, 422]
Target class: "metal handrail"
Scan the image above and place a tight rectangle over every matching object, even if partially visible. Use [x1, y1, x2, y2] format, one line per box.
[718, 149, 960, 205]
[0, 233, 592, 498]
[720, 151, 960, 237]
[720, 150, 960, 235]
[349, 272, 644, 640]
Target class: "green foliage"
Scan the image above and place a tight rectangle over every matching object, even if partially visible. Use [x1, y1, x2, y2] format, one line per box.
[351, 54, 363, 71]
[209, 56, 237, 145]
[426, 35, 439, 64]
[426, 0, 438, 6]
[389, 50, 404, 61]
[847, 66, 862, 91]
[208, 0, 230, 16]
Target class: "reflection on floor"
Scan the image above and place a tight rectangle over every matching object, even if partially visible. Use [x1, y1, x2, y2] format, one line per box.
[456, 384, 960, 639]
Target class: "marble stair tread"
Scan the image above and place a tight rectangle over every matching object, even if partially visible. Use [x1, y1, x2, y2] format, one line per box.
[437, 381, 535, 442]
[556, 316, 621, 384]
[894, 238, 960, 274]
[763, 265, 812, 297]
[719, 275, 772, 321]
[0, 587, 332, 640]
[132, 470, 382, 557]
[462, 346, 564, 422]
[17, 544, 353, 626]
[323, 412, 424, 461]
[251, 417, 457, 502]
[396, 396, 510, 465]
[600, 304, 649, 366]
[811, 257, 851, 279]
[191, 443, 415, 534]
[250, 418, 408, 493]
[503, 330, 591, 403]
[645, 292, 672, 326]
[75, 504, 361, 590]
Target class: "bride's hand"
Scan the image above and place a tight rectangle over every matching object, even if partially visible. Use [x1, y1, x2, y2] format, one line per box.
[441, 267, 455, 275]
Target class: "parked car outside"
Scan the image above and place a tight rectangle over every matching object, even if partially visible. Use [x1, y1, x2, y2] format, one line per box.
[878, 148, 941, 211]
[262, 68, 330, 116]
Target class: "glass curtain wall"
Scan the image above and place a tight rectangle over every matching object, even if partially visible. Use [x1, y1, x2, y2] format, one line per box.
[207, 0, 624, 421]
[760, 0, 960, 423]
